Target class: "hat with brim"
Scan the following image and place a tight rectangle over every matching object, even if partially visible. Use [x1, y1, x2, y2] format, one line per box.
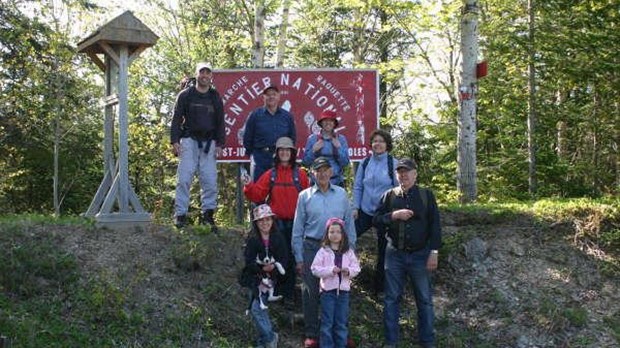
[253, 204, 277, 221]
[396, 158, 417, 171]
[312, 156, 331, 171]
[195, 62, 212, 74]
[317, 110, 339, 128]
[275, 137, 295, 150]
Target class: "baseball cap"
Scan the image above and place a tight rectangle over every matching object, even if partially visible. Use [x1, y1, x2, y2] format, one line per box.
[195, 62, 212, 74]
[312, 157, 331, 171]
[396, 158, 417, 171]
[262, 85, 279, 94]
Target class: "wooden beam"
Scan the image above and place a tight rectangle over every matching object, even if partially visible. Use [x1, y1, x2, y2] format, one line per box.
[128, 45, 147, 65]
[98, 42, 120, 65]
[117, 46, 130, 213]
[87, 51, 106, 71]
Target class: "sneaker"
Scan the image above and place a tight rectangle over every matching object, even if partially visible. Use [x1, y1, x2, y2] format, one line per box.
[175, 215, 187, 228]
[303, 337, 319, 348]
[266, 332, 279, 348]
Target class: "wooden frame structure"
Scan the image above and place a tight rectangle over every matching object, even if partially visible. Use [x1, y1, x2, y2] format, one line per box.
[78, 11, 158, 226]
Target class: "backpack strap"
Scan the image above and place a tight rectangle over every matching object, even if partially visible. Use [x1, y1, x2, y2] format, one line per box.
[292, 166, 303, 192]
[387, 154, 395, 186]
[418, 187, 429, 211]
[268, 166, 303, 202]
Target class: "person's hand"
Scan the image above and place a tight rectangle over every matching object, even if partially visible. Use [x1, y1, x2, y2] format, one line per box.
[332, 136, 341, 149]
[215, 146, 222, 157]
[262, 263, 275, 272]
[312, 139, 324, 152]
[391, 209, 414, 221]
[352, 209, 359, 219]
[340, 267, 349, 276]
[241, 173, 252, 185]
[332, 266, 341, 274]
[426, 253, 438, 271]
[172, 143, 181, 157]
[296, 262, 304, 275]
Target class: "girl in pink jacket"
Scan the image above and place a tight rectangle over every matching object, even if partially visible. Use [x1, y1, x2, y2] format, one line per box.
[311, 217, 361, 348]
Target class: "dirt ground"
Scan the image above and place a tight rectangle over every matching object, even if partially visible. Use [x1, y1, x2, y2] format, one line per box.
[50, 209, 620, 347]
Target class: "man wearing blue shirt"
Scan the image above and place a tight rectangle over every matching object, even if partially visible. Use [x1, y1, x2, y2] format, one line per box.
[243, 86, 296, 181]
[292, 157, 356, 348]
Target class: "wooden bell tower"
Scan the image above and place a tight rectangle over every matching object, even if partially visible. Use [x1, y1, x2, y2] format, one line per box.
[77, 11, 158, 227]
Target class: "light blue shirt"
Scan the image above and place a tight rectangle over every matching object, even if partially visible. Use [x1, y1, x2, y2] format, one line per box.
[292, 184, 356, 263]
[352, 153, 399, 215]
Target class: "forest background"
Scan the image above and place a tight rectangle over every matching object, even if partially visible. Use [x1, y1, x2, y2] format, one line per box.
[1, 0, 618, 223]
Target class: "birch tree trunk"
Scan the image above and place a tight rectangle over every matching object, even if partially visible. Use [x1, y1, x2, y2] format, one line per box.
[252, 0, 266, 68]
[457, 0, 478, 203]
[527, 0, 537, 196]
[275, 0, 290, 68]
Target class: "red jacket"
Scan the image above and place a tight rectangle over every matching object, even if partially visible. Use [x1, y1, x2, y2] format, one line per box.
[244, 164, 310, 220]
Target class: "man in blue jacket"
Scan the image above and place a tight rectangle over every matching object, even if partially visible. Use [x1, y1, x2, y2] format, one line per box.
[243, 85, 296, 181]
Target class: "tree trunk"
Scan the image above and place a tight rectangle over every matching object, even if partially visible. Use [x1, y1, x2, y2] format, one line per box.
[252, 0, 266, 68]
[275, 0, 290, 68]
[457, 0, 478, 203]
[527, 0, 537, 197]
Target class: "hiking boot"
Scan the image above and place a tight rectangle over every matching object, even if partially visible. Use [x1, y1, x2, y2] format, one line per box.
[303, 337, 319, 348]
[202, 209, 218, 233]
[175, 215, 187, 228]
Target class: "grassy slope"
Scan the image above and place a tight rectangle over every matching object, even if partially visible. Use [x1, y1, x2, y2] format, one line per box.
[0, 199, 619, 347]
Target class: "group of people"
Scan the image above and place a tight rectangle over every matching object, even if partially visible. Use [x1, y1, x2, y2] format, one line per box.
[170, 63, 442, 348]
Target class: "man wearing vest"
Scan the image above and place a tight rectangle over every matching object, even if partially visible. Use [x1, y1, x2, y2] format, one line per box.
[171, 62, 225, 231]
[373, 158, 441, 348]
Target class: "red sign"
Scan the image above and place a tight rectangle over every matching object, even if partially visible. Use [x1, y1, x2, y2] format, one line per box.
[213, 69, 379, 162]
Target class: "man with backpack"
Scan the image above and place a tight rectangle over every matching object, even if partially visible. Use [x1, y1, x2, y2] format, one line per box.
[170, 62, 225, 231]
[373, 158, 442, 348]
[242, 136, 310, 300]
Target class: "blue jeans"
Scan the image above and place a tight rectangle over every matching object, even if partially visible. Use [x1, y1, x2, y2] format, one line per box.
[250, 151, 274, 181]
[320, 290, 350, 348]
[383, 245, 435, 346]
[250, 292, 276, 346]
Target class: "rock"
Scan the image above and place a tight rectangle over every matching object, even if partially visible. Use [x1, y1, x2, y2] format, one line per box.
[464, 237, 488, 263]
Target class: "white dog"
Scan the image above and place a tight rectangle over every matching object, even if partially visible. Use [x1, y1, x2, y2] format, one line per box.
[255, 255, 286, 309]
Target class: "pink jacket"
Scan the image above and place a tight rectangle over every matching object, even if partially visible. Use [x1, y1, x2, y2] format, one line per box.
[311, 247, 361, 293]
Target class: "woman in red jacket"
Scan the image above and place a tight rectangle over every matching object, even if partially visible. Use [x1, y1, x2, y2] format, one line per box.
[243, 136, 310, 300]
